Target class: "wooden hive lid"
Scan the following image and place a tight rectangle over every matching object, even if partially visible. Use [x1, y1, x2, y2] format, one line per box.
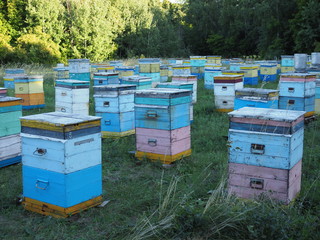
[93, 72, 118, 77]
[93, 84, 136, 93]
[228, 107, 305, 122]
[122, 76, 152, 82]
[235, 88, 278, 94]
[280, 72, 316, 78]
[0, 96, 22, 107]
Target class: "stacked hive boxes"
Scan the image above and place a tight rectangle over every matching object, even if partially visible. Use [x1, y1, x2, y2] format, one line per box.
[3, 68, 25, 89]
[315, 79, 320, 114]
[190, 56, 206, 79]
[260, 63, 278, 81]
[21, 112, 103, 218]
[278, 73, 316, 118]
[0, 97, 22, 168]
[228, 107, 304, 204]
[240, 65, 259, 85]
[122, 76, 152, 90]
[68, 59, 91, 82]
[155, 82, 194, 123]
[207, 56, 222, 65]
[93, 72, 119, 86]
[229, 64, 241, 71]
[234, 88, 279, 110]
[160, 65, 169, 82]
[281, 55, 295, 73]
[53, 63, 69, 80]
[172, 75, 197, 104]
[0, 88, 7, 96]
[214, 75, 243, 112]
[115, 66, 135, 83]
[55, 80, 90, 115]
[109, 60, 123, 67]
[97, 65, 115, 73]
[135, 88, 192, 164]
[222, 70, 245, 78]
[172, 65, 191, 76]
[204, 67, 225, 89]
[94, 85, 136, 138]
[15, 75, 45, 110]
[138, 58, 161, 83]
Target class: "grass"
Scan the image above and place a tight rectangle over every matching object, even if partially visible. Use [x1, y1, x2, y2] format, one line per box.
[0, 64, 320, 239]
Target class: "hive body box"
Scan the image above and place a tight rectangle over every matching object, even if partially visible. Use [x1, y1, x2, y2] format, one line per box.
[315, 79, 320, 114]
[15, 75, 45, 109]
[234, 88, 279, 110]
[68, 59, 91, 82]
[0, 88, 7, 96]
[190, 56, 206, 79]
[171, 75, 197, 103]
[204, 67, 225, 89]
[138, 58, 161, 83]
[155, 82, 194, 123]
[207, 56, 222, 65]
[135, 88, 192, 164]
[0, 97, 22, 167]
[279, 73, 316, 117]
[115, 66, 135, 83]
[53, 64, 69, 80]
[214, 75, 244, 112]
[94, 84, 136, 138]
[240, 65, 259, 85]
[93, 72, 119, 86]
[172, 65, 191, 76]
[160, 65, 169, 82]
[21, 112, 102, 217]
[122, 75, 152, 90]
[3, 69, 25, 89]
[281, 55, 294, 67]
[227, 107, 305, 204]
[55, 80, 90, 115]
[260, 64, 278, 82]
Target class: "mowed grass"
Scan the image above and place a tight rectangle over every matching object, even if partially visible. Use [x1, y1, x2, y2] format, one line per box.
[0, 64, 320, 239]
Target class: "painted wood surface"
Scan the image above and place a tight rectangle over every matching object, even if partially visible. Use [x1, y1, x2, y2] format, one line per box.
[55, 87, 89, 103]
[68, 59, 90, 73]
[315, 99, 320, 113]
[234, 99, 278, 110]
[279, 81, 315, 97]
[22, 196, 102, 218]
[135, 104, 190, 130]
[228, 160, 301, 204]
[15, 81, 44, 94]
[280, 73, 316, 82]
[15, 93, 45, 106]
[0, 134, 21, 161]
[279, 96, 315, 112]
[69, 73, 91, 82]
[214, 82, 243, 96]
[171, 65, 191, 75]
[228, 128, 303, 170]
[94, 94, 134, 113]
[136, 126, 191, 155]
[23, 164, 102, 208]
[22, 133, 101, 174]
[0, 111, 21, 137]
[281, 56, 294, 67]
[135, 149, 192, 164]
[0, 88, 7, 96]
[0, 96, 22, 108]
[0, 155, 21, 168]
[96, 111, 135, 132]
[215, 95, 235, 109]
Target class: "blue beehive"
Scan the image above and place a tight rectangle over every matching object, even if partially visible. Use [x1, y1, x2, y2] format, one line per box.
[94, 84, 136, 138]
[93, 72, 119, 86]
[204, 67, 225, 89]
[68, 59, 91, 82]
[21, 112, 103, 217]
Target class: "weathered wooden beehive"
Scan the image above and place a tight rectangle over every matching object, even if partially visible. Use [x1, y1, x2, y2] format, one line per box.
[315, 79, 320, 114]
[135, 88, 192, 164]
[3, 68, 25, 89]
[0, 87, 7, 97]
[160, 65, 169, 82]
[240, 65, 259, 85]
[190, 56, 206, 79]
[15, 75, 45, 109]
[207, 56, 222, 65]
[21, 112, 103, 218]
[122, 75, 152, 90]
[55, 80, 90, 115]
[234, 88, 279, 110]
[171, 65, 191, 76]
[94, 84, 136, 138]
[278, 73, 316, 117]
[68, 59, 91, 82]
[109, 60, 123, 66]
[228, 107, 304, 204]
[204, 67, 226, 89]
[260, 63, 278, 82]
[138, 58, 161, 83]
[281, 55, 295, 73]
[93, 72, 119, 86]
[214, 75, 244, 112]
[53, 63, 69, 80]
[0, 96, 22, 168]
[155, 82, 194, 123]
[115, 66, 135, 83]
[171, 75, 197, 103]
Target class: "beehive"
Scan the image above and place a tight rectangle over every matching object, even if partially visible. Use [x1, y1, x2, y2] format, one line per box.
[315, 79, 320, 114]
[15, 75, 45, 109]
[0, 88, 7, 97]
[97, 65, 115, 73]
[21, 112, 102, 217]
[53, 63, 69, 80]
[115, 66, 135, 83]
[172, 65, 191, 76]
[94, 84, 136, 138]
[207, 56, 222, 65]
[234, 88, 279, 110]
[204, 67, 226, 89]
[68, 59, 91, 82]
[279, 73, 316, 117]
[240, 65, 259, 85]
[281, 55, 294, 67]
[93, 72, 119, 86]
[109, 60, 123, 66]
[0, 96, 22, 168]
[138, 58, 161, 83]
[260, 64, 278, 82]
[160, 65, 169, 82]
[171, 75, 197, 103]
[135, 88, 192, 164]
[228, 107, 305, 204]
[122, 75, 152, 90]
[3, 68, 25, 89]
[155, 82, 194, 123]
[55, 80, 90, 115]
[190, 56, 206, 67]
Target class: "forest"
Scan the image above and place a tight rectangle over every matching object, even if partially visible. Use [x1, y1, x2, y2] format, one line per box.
[0, 0, 319, 64]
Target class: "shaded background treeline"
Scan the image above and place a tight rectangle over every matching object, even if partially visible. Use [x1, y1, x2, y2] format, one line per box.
[0, 0, 319, 64]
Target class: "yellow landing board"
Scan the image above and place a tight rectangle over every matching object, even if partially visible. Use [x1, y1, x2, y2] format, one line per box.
[101, 130, 135, 138]
[135, 149, 192, 164]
